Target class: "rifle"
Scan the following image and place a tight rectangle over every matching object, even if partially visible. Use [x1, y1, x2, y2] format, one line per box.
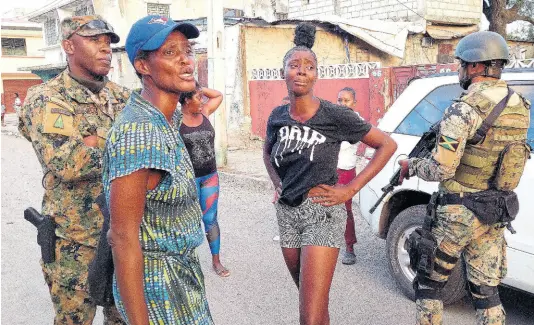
[24, 207, 56, 264]
[369, 122, 440, 214]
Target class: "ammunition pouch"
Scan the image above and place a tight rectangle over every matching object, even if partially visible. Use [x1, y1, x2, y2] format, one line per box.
[439, 190, 518, 225]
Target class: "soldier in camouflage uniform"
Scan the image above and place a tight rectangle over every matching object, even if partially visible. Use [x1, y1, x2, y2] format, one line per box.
[18, 16, 130, 325]
[398, 31, 531, 325]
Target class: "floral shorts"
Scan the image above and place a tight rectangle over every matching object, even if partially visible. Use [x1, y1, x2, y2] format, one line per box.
[275, 198, 346, 248]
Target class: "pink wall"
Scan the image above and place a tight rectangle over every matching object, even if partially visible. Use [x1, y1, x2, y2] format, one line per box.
[249, 78, 370, 138]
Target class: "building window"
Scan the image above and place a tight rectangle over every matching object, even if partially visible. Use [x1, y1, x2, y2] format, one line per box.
[1, 38, 27, 56]
[223, 8, 244, 18]
[147, 3, 170, 17]
[44, 19, 59, 46]
[74, 4, 95, 16]
[276, 13, 288, 20]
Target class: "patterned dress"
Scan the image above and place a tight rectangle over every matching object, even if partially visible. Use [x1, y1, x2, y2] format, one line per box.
[102, 91, 213, 325]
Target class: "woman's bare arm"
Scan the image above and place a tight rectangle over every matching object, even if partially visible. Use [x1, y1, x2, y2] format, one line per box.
[263, 141, 281, 191]
[108, 169, 153, 325]
[201, 87, 223, 116]
[310, 127, 397, 206]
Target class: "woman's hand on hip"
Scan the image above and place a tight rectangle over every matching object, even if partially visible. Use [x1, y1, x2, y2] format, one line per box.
[308, 184, 354, 207]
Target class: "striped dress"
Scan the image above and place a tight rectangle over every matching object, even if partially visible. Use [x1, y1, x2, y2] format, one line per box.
[102, 90, 213, 325]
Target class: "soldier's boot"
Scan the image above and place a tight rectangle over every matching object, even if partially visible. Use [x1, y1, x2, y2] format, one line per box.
[469, 282, 505, 325]
[414, 247, 459, 325]
[416, 298, 443, 325]
[475, 305, 506, 325]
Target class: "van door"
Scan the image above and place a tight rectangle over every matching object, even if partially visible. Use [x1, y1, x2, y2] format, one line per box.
[506, 82, 534, 254]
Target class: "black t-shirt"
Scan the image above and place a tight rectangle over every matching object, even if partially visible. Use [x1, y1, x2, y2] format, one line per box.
[266, 99, 372, 207]
[179, 115, 217, 177]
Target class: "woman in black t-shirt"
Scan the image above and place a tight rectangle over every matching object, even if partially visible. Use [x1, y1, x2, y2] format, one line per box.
[179, 83, 230, 277]
[263, 23, 398, 324]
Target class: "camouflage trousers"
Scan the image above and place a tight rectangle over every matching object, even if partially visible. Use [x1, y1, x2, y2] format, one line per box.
[41, 238, 126, 325]
[416, 204, 507, 325]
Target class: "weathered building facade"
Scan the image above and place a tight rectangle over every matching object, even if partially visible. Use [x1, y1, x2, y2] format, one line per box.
[1, 18, 46, 113]
[287, 0, 481, 25]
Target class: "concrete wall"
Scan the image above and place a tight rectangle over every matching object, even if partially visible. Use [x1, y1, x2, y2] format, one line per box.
[287, 0, 481, 25]
[163, 0, 286, 21]
[242, 25, 393, 77]
[2, 79, 43, 113]
[249, 78, 370, 137]
[424, 0, 481, 25]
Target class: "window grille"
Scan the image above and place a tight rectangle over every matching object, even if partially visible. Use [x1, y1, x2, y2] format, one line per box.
[147, 3, 170, 17]
[2, 38, 27, 56]
[44, 19, 59, 46]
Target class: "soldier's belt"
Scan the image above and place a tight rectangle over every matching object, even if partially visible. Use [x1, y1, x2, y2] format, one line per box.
[438, 190, 518, 225]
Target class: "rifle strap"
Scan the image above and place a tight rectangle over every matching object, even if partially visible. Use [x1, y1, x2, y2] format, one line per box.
[467, 87, 513, 145]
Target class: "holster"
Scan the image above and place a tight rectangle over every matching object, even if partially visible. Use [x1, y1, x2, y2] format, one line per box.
[407, 193, 438, 277]
[24, 207, 57, 264]
[408, 228, 437, 277]
[439, 190, 519, 225]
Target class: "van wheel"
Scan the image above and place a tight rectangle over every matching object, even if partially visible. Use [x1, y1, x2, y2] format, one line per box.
[386, 205, 467, 305]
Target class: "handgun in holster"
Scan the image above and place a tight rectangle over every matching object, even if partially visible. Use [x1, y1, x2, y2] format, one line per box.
[24, 207, 57, 264]
[408, 193, 439, 277]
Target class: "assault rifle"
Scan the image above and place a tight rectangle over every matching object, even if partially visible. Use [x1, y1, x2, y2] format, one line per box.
[369, 122, 440, 214]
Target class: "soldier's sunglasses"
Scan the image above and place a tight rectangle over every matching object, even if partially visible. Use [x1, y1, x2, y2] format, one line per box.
[80, 20, 115, 32]
[68, 20, 115, 38]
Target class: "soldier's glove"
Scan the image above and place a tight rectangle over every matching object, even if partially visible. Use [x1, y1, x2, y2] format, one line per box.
[397, 159, 411, 185]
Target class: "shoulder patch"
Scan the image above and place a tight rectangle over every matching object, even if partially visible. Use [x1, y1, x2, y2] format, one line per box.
[43, 102, 74, 137]
[439, 135, 459, 152]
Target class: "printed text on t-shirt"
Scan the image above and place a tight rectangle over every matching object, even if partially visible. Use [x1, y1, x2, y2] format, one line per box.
[274, 125, 326, 166]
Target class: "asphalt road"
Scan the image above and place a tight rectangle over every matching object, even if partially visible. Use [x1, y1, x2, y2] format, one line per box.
[2, 133, 533, 325]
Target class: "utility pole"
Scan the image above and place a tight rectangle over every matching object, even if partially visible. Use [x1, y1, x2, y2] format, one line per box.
[207, 0, 228, 166]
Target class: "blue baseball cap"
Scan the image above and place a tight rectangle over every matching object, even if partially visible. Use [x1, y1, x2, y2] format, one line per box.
[125, 15, 200, 65]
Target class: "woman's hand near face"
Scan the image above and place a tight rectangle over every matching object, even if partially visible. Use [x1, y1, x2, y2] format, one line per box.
[200, 87, 223, 116]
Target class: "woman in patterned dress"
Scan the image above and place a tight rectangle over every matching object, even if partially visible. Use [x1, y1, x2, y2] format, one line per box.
[102, 16, 213, 325]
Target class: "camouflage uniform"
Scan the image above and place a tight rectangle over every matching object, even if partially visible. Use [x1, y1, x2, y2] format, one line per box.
[19, 66, 130, 324]
[408, 80, 530, 325]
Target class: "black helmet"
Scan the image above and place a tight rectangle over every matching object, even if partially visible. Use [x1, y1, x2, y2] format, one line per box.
[455, 31, 509, 63]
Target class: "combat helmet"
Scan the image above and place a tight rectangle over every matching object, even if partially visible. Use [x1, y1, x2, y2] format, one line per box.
[455, 31, 509, 89]
[455, 31, 509, 63]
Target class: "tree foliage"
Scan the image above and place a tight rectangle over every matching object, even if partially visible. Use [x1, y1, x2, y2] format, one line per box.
[483, 0, 534, 37]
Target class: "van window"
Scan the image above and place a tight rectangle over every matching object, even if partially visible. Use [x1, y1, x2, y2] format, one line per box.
[509, 84, 534, 146]
[395, 82, 533, 144]
[394, 84, 463, 136]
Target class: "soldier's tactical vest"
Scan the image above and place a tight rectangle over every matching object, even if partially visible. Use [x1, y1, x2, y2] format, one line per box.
[452, 87, 531, 191]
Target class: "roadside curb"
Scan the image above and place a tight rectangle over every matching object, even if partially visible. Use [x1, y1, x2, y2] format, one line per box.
[218, 170, 272, 192]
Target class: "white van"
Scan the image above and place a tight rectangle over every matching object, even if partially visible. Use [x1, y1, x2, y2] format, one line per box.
[359, 69, 534, 303]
